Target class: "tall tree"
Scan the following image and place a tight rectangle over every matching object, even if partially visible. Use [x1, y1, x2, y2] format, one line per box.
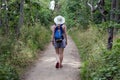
[87, 0, 120, 50]
[114, 0, 120, 34]
[87, 0, 107, 21]
[0, 1, 2, 27]
[107, 0, 116, 50]
[116, 0, 120, 22]
[4, 0, 9, 34]
[17, 0, 24, 38]
[1, 0, 9, 34]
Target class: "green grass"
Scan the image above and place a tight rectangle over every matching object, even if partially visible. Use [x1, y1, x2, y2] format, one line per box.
[69, 26, 120, 80]
[0, 23, 51, 80]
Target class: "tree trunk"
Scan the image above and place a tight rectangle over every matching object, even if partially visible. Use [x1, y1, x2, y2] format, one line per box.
[118, 0, 120, 23]
[114, 0, 120, 34]
[17, 0, 24, 38]
[0, 1, 2, 27]
[107, 0, 116, 50]
[115, 0, 119, 22]
[4, 0, 9, 35]
[87, 0, 107, 21]
[98, 0, 107, 22]
[90, 0, 94, 20]
[1, 0, 9, 35]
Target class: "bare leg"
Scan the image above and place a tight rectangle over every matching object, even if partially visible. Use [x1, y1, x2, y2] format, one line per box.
[55, 48, 60, 68]
[55, 48, 60, 62]
[59, 48, 64, 67]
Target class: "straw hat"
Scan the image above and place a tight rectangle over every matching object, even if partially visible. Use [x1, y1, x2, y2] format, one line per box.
[54, 15, 65, 24]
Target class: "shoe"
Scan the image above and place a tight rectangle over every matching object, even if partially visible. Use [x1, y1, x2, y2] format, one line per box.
[55, 62, 59, 68]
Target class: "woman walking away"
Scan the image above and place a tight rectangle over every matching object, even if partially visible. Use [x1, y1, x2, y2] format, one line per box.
[51, 15, 67, 69]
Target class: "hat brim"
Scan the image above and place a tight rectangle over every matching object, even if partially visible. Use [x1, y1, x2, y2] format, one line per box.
[54, 15, 65, 24]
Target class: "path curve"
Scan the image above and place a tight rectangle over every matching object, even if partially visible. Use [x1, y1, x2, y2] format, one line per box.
[21, 36, 81, 80]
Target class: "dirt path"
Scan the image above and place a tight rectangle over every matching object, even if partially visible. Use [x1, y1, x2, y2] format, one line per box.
[21, 36, 81, 80]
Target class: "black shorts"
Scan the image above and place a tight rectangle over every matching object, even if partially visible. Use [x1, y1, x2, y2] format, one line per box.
[54, 39, 66, 48]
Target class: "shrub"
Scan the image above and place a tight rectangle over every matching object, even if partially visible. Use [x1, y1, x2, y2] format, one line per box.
[0, 23, 51, 78]
[0, 64, 19, 80]
[91, 39, 120, 80]
[70, 26, 120, 80]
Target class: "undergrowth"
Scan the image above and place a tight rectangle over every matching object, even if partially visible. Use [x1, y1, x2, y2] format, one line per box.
[0, 23, 51, 80]
[70, 26, 120, 80]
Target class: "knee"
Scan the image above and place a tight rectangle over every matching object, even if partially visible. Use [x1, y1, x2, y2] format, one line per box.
[60, 53, 63, 56]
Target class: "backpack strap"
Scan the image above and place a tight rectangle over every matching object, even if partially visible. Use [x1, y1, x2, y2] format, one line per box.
[60, 24, 64, 34]
[54, 24, 64, 34]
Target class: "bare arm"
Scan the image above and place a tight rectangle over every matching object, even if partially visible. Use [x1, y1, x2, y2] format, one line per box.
[51, 25, 55, 42]
[63, 25, 67, 44]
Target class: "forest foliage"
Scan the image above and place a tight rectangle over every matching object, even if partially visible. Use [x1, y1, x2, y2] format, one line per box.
[70, 26, 120, 80]
[0, 0, 52, 80]
[0, 0, 120, 80]
[65, 0, 120, 80]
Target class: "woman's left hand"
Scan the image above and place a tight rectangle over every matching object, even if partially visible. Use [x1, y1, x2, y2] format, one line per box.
[66, 41, 67, 45]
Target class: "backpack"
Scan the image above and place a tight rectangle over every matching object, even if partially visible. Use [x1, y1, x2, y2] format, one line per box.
[54, 24, 64, 43]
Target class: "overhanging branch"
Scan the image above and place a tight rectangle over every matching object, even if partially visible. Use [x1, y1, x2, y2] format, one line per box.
[87, 0, 101, 12]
